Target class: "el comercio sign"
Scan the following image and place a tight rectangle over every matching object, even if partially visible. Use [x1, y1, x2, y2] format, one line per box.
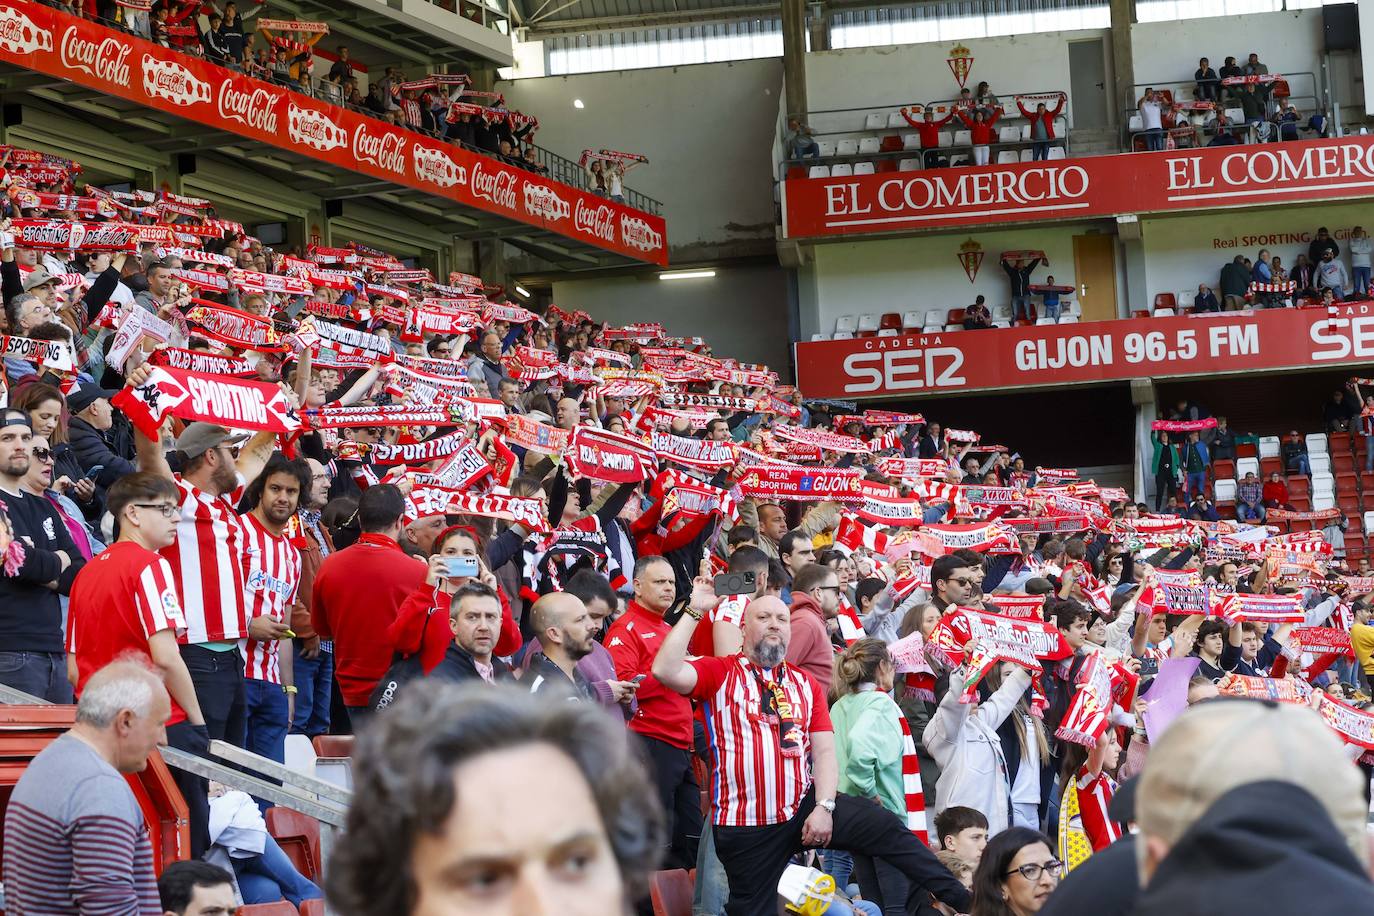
[784, 136, 1374, 237]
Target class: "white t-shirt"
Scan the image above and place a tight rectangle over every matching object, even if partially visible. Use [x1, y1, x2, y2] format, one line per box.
[1141, 100, 1162, 130]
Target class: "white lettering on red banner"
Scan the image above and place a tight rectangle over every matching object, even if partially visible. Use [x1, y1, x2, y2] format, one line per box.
[60, 26, 130, 87]
[218, 81, 281, 133]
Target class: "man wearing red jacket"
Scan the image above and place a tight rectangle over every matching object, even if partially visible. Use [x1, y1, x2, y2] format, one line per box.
[606, 555, 701, 869]
[900, 105, 955, 168]
[311, 484, 426, 729]
[1017, 93, 1066, 161]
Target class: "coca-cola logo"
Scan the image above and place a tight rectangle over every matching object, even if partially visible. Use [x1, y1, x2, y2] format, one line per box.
[218, 81, 281, 134]
[523, 182, 570, 223]
[619, 215, 663, 252]
[470, 161, 518, 211]
[0, 6, 51, 55]
[287, 102, 347, 152]
[574, 198, 615, 242]
[141, 55, 211, 106]
[412, 144, 466, 189]
[60, 27, 129, 87]
[353, 122, 407, 175]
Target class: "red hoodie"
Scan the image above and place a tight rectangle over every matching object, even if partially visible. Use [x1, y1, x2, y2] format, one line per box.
[785, 593, 835, 695]
[386, 582, 523, 675]
[956, 108, 1002, 145]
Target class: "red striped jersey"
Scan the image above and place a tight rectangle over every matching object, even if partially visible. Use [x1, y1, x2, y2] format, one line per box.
[688, 594, 747, 657]
[161, 476, 249, 644]
[1074, 767, 1122, 852]
[66, 541, 189, 725]
[689, 654, 831, 827]
[239, 514, 302, 684]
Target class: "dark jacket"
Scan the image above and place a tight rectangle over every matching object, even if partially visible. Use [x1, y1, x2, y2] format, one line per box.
[1211, 426, 1236, 460]
[1134, 780, 1374, 915]
[524, 652, 593, 702]
[428, 642, 513, 684]
[1193, 290, 1219, 312]
[1220, 260, 1250, 297]
[1040, 833, 1137, 916]
[1310, 236, 1340, 264]
[1001, 257, 1041, 296]
[68, 416, 137, 512]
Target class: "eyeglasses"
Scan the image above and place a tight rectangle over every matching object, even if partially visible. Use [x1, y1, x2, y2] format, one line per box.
[31, 447, 52, 463]
[134, 503, 180, 519]
[1005, 860, 1063, 882]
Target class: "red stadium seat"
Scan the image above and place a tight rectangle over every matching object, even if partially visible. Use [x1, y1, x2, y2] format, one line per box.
[946, 308, 966, 325]
[237, 904, 299, 916]
[266, 807, 321, 882]
[311, 735, 355, 758]
[299, 902, 325, 916]
[880, 135, 903, 152]
[1259, 456, 1281, 478]
[1212, 459, 1235, 480]
[880, 312, 902, 331]
[1331, 430, 1351, 451]
[650, 869, 694, 916]
[1131, 309, 1151, 319]
[1153, 293, 1176, 312]
[876, 159, 898, 173]
[786, 165, 807, 180]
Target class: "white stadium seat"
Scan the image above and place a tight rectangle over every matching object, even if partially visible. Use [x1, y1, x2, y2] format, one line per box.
[835, 315, 857, 334]
[830, 163, 853, 177]
[901, 133, 922, 150]
[852, 161, 875, 175]
[902, 310, 923, 329]
[898, 158, 922, 171]
[857, 137, 880, 155]
[1236, 457, 1260, 479]
[952, 129, 972, 146]
[807, 165, 830, 179]
[887, 113, 908, 129]
[836, 139, 858, 156]
[1214, 479, 1237, 502]
[856, 314, 879, 333]
[1258, 436, 1280, 458]
[1306, 433, 1328, 456]
[816, 140, 836, 157]
[865, 112, 885, 130]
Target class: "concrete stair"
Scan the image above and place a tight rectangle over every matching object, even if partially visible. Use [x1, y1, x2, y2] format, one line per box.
[1067, 126, 1121, 157]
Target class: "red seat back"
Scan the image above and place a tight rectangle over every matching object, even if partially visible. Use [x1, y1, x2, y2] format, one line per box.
[1154, 293, 1177, 311]
[879, 135, 903, 152]
[265, 807, 322, 882]
[311, 735, 355, 758]
[879, 312, 902, 330]
[299, 900, 325, 916]
[237, 903, 299, 916]
[946, 308, 966, 325]
[650, 869, 694, 916]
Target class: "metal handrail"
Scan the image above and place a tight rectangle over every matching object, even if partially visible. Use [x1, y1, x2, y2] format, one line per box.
[1123, 70, 1321, 152]
[47, 8, 663, 216]
[790, 88, 1070, 138]
[0, 683, 351, 866]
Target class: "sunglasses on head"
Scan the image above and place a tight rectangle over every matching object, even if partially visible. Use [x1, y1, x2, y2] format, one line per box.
[31, 447, 52, 462]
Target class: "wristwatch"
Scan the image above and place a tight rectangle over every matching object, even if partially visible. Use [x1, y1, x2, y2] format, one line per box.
[817, 798, 836, 813]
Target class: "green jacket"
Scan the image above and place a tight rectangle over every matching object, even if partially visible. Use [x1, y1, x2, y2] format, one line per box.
[831, 689, 907, 819]
[1151, 435, 1181, 477]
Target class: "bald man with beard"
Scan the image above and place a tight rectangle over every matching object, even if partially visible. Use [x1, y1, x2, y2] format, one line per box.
[654, 579, 970, 916]
[524, 593, 602, 702]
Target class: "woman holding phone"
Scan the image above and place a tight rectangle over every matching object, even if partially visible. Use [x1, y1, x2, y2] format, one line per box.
[384, 525, 523, 677]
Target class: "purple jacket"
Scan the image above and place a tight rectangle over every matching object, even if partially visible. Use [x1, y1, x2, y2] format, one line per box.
[518, 638, 634, 719]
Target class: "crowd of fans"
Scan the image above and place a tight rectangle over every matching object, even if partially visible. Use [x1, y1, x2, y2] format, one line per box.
[2, 138, 1374, 916]
[1189, 224, 1369, 313]
[33, 0, 645, 188]
[1132, 50, 1331, 151]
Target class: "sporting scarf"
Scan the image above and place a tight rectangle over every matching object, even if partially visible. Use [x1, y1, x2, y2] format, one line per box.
[148, 346, 257, 376]
[945, 428, 980, 443]
[660, 392, 758, 412]
[736, 464, 865, 502]
[304, 404, 478, 429]
[1266, 507, 1341, 521]
[8, 219, 140, 251]
[892, 700, 929, 842]
[366, 282, 411, 303]
[1034, 467, 1079, 484]
[186, 303, 288, 353]
[877, 457, 949, 479]
[835, 597, 866, 646]
[986, 594, 1047, 621]
[484, 302, 540, 325]
[410, 443, 492, 491]
[502, 345, 560, 382]
[567, 426, 656, 483]
[772, 424, 870, 454]
[1000, 514, 1093, 534]
[1212, 592, 1305, 625]
[585, 346, 631, 367]
[385, 365, 478, 406]
[1150, 418, 1217, 432]
[602, 322, 666, 341]
[1314, 692, 1374, 750]
[660, 474, 738, 524]
[1289, 626, 1354, 658]
[835, 515, 889, 556]
[961, 484, 1025, 508]
[1, 334, 76, 373]
[521, 516, 626, 601]
[394, 353, 467, 378]
[302, 300, 354, 320]
[1216, 672, 1311, 704]
[499, 414, 571, 455]
[369, 430, 472, 465]
[174, 268, 228, 292]
[258, 18, 330, 32]
[909, 478, 960, 504]
[1055, 652, 1115, 748]
[156, 246, 234, 268]
[854, 482, 924, 527]
[312, 319, 392, 357]
[928, 608, 1071, 707]
[887, 629, 935, 708]
[112, 366, 301, 441]
[1342, 576, 1374, 592]
[914, 523, 1019, 558]
[863, 409, 924, 426]
[230, 269, 312, 296]
[598, 379, 660, 399]
[8, 189, 118, 219]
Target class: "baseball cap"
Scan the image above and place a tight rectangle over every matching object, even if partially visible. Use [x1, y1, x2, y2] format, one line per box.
[1137, 699, 1368, 867]
[22, 268, 57, 291]
[66, 383, 119, 415]
[175, 422, 250, 460]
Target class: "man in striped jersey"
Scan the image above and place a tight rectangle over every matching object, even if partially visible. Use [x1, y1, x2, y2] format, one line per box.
[238, 454, 309, 768]
[130, 404, 278, 754]
[654, 577, 971, 916]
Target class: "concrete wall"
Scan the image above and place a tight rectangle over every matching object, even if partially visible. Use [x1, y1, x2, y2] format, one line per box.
[1129, 9, 1326, 106]
[551, 263, 792, 369]
[498, 58, 783, 258]
[1138, 200, 1373, 303]
[804, 29, 1107, 128]
[800, 225, 1107, 338]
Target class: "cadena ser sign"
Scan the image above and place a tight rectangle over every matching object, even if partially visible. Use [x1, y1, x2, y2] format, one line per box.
[794, 305, 1374, 399]
[783, 136, 1374, 237]
[0, 1, 667, 265]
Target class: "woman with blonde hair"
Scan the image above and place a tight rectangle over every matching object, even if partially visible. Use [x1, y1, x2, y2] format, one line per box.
[830, 638, 928, 916]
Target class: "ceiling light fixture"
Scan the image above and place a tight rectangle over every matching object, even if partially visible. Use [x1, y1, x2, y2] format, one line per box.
[659, 269, 716, 280]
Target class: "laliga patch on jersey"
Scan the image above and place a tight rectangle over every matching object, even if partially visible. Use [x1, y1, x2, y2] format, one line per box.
[161, 589, 181, 615]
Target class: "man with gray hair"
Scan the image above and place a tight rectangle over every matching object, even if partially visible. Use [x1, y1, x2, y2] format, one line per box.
[1133, 698, 1372, 913]
[2, 660, 170, 912]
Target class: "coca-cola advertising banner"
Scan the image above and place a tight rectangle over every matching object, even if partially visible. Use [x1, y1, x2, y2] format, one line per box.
[784, 135, 1374, 238]
[0, 2, 668, 264]
[795, 304, 1374, 398]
